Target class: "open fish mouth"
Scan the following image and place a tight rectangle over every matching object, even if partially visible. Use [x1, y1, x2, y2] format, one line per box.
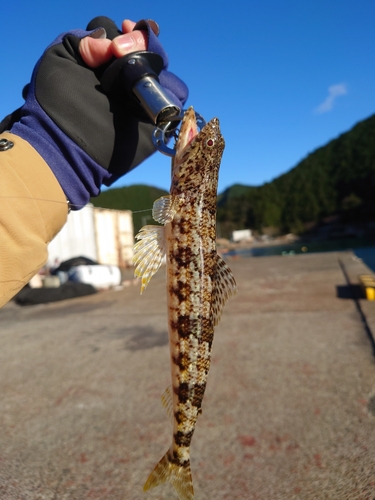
[174, 107, 199, 161]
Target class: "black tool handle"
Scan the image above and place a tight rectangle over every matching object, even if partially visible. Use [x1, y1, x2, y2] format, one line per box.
[100, 51, 164, 95]
[86, 17, 181, 125]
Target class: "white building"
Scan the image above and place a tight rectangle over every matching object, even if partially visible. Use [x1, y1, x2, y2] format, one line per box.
[48, 204, 134, 268]
[231, 229, 253, 243]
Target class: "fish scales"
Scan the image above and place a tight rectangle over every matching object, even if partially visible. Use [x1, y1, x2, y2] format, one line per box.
[133, 107, 237, 500]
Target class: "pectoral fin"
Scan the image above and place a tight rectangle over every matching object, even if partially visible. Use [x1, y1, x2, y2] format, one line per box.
[152, 196, 176, 224]
[211, 254, 237, 326]
[152, 194, 185, 225]
[133, 225, 166, 294]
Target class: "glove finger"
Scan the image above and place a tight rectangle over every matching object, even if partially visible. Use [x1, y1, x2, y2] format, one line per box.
[133, 19, 160, 37]
[134, 19, 169, 68]
[86, 16, 122, 40]
[159, 70, 189, 108]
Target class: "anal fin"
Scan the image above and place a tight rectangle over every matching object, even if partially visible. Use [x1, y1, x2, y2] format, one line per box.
[211, 254, 237, 326]
[161, 385, 174, 424]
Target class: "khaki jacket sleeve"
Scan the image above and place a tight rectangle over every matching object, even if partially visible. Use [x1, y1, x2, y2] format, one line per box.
[0, 132, 68, 307]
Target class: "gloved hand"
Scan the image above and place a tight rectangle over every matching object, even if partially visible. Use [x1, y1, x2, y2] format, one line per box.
[3, 17, 188, 209]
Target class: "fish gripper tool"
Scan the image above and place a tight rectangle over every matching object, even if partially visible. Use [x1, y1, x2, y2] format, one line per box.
[88, 17, 206, 157]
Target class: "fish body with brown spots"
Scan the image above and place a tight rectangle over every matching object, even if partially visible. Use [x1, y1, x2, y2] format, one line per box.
[133, 107, 237, 500]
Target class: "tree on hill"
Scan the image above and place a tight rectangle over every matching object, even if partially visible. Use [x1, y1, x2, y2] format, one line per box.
[218, 113, 375, 236]
[91, 113, 375, 239]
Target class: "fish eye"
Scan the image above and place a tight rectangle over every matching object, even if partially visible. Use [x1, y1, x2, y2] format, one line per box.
[206, 138, 215, 147]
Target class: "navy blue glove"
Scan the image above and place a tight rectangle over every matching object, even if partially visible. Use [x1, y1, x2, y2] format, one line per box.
[8, 18, 188, 209]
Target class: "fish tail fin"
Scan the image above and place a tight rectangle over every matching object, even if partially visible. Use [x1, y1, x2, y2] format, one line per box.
[143, 450, 194, 500]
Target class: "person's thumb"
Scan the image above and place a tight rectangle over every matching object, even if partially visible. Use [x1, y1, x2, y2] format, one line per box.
[79, 36, 112, 68]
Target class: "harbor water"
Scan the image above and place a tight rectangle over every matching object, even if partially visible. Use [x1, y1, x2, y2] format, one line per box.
[223, 239, 375, 272]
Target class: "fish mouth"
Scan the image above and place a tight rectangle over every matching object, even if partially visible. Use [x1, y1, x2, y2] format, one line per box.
[174, 107, 199, 161]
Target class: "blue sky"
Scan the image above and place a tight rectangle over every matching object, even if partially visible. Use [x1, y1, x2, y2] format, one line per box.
[2, 1, 375, 194]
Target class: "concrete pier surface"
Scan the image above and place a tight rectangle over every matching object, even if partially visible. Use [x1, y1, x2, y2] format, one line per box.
[0, 250, 374, 500]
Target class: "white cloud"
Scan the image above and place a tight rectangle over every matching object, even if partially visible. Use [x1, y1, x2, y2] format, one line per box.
[314, 83, 348, 114]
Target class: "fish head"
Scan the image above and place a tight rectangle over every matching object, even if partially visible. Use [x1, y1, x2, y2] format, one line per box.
[171, 106, 225, 194]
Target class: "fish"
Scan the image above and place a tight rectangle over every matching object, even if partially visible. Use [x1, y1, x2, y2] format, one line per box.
[132, 106, 237, 500]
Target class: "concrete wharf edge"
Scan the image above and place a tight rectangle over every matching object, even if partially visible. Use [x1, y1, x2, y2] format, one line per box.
[0, 250, 374, 500]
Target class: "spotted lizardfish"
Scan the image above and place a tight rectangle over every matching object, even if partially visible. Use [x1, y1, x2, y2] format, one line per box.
[133, 107, 237, 500]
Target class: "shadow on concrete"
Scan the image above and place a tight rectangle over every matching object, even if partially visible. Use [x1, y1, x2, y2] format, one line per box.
[336, 284, 364, 299]
[120, 326, 168, 351]
[338, 258, 375, 356]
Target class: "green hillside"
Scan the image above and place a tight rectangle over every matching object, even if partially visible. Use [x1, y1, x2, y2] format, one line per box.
[92, 113, 375, 239]
[217, 113, 375, 236]
[91, 184, 168, 235]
